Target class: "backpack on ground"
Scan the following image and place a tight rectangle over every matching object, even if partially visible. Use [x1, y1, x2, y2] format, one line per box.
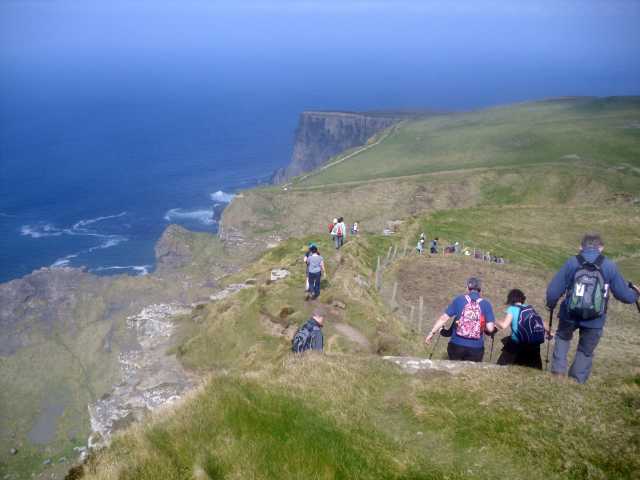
[515, 305, 545, 344]
[292, 322, 314, 353]
[455, 295, 485, 340]
[567, 254, 608, 320]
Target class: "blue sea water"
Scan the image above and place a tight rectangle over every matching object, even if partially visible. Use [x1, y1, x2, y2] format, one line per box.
[0, 72, 303, 281]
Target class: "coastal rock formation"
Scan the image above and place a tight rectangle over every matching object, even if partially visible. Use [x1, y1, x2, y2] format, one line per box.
[88, 303, 194, 449]
[271, 111, 404, 183]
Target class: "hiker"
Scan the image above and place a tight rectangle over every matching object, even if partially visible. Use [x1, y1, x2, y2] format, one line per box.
[546, 233, 640, 383]
[430, 238, 438, 254]
[331, 217, 347, 249]
[495, 289, 548, 369]
[291, 307, 325, 353]
[306, 245, 326, 300]
[352, 221, 359, 235]
[303, 243, 319, 292]
[328, 218, 336, 237]
[424, 277, 496, 362]
[416, 237, 425, 254]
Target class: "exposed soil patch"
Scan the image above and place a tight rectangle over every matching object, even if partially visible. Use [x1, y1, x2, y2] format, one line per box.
[334, 323, 371, 350]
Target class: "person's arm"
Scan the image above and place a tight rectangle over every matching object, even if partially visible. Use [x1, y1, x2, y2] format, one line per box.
[607, 262, 640, 304]
[546, 259, 573, 309]
[482, 301, 496, 334]
[321, 260, 327, 278]
[425, 313, 450, 344]
[495, 312, 513, 331]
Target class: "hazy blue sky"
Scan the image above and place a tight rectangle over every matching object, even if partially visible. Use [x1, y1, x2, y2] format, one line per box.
[1, 0, 639, 108]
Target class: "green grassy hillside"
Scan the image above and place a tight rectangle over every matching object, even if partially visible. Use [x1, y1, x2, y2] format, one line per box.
[296, 97, 640, 186]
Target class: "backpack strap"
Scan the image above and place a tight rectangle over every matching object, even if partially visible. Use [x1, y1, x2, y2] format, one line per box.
[576, 254, 586, 266]
[593, 254, 604, 269]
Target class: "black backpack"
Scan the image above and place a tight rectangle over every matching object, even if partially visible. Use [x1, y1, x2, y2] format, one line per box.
[292, 321, 314, 353]
[515, 305, 545, 344]
[567, 254, 608, 320]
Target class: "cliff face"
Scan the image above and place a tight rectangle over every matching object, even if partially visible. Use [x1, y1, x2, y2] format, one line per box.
[272, 111, 403, 183]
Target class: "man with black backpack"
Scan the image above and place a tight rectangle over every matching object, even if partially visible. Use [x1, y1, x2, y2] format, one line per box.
[546, 234, 640, 383]
[291, 307, 325, 353]
[424, 277, 496, 362]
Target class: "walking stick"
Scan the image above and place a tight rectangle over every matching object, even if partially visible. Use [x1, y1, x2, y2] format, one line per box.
[429, 329, 442, 360]
[545, 307, 554, 371]
[489, 333, 495, 362]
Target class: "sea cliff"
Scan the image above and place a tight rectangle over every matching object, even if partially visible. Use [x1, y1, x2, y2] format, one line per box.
[271, 111, 405, 183]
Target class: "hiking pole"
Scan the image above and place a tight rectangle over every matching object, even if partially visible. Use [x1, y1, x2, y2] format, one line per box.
[489, 332, 495, 362]
[545, 307, 554, 371]
[429, 329, 442, 360]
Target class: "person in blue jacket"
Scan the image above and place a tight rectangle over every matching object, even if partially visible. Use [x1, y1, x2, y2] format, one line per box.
[546, 233, 639, 383]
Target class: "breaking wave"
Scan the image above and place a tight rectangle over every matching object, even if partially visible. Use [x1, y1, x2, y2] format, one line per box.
[164, 208, 216, 226]
[19, 212, 129, 270]
[92, 265, 151, 276]
[210, 190, 235, 203]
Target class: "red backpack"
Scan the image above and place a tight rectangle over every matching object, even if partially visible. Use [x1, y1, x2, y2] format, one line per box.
[455, 295, 485, 340]
[328, 223, 334, 233]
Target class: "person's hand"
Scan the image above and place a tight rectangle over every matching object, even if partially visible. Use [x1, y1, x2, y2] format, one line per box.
[424, 331, 435, 345]
[546, 330, 554, 340]
[629, 282, 640, 295]
[546, 303, 556, 312]
[485, 329, 496, 338]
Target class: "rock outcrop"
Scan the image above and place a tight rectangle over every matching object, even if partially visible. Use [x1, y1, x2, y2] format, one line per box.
[272, 111, 406, 183]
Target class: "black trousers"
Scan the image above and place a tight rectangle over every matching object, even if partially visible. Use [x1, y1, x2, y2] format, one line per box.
[447, 342, 484, 362]
[496, 337, 542, 370]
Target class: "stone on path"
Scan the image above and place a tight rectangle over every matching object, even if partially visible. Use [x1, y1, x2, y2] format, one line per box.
[383, 356, 497, 374]
[270, 269, 290, 282]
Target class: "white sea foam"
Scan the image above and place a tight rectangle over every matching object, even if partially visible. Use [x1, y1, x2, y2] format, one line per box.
[31, 213, 130, 269]
[93, 265, 151, 276]
[164, 208, 216, 226]
[20, 224, 64, 238]
[210, 190, 235, 203]
[73, 212, 127, 229]
[51, 254, 79, 268]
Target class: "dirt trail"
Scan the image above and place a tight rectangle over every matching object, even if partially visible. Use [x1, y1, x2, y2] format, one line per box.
[334, 323, 371, 349]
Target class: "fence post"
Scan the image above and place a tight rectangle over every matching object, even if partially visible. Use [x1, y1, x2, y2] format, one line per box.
[393, 245, 398, 261]
[375, 256, 381, 291]
[418, 296, 424, 334]
[391, 281, 398, 307]
[409, 305, 415, 328]
[386, 246, 393, 264]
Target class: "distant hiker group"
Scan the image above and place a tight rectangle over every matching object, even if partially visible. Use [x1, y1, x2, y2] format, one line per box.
[424, 234, 640, 383]
[416, 233, 439, 254]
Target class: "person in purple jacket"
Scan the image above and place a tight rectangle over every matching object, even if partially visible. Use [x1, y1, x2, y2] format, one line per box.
[546, 233, 639, 383]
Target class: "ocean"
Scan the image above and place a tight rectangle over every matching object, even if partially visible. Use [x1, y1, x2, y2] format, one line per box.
[0, 74, 301, 282]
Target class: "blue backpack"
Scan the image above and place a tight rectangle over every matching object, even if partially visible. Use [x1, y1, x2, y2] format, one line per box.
[515, 305, 545, 344]
[292, 321, 315, 353]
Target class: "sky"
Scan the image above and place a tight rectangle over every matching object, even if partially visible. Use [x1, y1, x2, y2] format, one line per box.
[1, 0, 639, 109]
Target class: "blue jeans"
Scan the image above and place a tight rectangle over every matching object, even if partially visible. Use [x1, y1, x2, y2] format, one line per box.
[334, 235, 344, 249]
[308, 271, 321, 298]
[551, 318, 603, 384]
